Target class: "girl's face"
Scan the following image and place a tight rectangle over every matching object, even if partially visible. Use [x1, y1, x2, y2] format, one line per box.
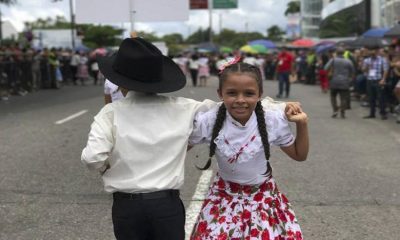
[218, 73, 261, 125]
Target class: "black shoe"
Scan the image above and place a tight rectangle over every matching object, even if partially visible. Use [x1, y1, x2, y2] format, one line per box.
[381, 115, 388, 120]
[340, 112, 346, 119]
[276, 94, 282, 99]
[331, 112, 338, 118]
[363, 115, 375, 119]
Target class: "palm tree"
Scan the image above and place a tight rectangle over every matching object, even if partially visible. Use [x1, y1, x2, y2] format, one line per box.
[284, 1, 300, 16]
[0, 0, 17, 41]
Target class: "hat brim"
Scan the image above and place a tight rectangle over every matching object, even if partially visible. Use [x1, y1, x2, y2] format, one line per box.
[98, 54, 186, 93]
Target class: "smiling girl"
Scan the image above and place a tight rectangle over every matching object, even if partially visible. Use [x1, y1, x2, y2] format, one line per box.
[189, 61, 309, 240]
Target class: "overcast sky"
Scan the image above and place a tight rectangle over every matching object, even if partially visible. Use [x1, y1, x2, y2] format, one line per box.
[1, 0, 289, 37]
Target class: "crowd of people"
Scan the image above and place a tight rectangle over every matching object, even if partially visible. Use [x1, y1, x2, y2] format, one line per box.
[172, 42, 400, 123]
[0, 45, 103, 101]
[3, 42, 399, 125]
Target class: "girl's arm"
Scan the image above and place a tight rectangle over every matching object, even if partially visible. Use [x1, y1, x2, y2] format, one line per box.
[280, 106, 309, 161]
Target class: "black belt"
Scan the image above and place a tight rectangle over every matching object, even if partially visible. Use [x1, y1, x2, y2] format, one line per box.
[113, 189, 179, 200]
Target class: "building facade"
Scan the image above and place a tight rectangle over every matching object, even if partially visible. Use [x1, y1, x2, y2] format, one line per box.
[381, 0, 400, 27]
[300, 0, 324, 38]
[320, 0, 400, 38]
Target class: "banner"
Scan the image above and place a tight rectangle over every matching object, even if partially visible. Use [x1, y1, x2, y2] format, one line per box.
[76, 0, 189, 23]
[190, 0, 208, 9]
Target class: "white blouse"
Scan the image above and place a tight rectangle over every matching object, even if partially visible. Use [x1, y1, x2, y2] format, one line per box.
[189, 99, 294, 185]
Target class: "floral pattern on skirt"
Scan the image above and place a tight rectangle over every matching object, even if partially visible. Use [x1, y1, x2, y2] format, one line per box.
[190, 175, 302, 240]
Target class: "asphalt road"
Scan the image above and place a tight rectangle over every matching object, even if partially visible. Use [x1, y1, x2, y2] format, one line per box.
[1, 78, 400, 240]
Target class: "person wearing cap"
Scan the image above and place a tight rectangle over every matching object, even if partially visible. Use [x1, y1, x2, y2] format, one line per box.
[81, 37, 299, 240]
[324, 47, 355, 118]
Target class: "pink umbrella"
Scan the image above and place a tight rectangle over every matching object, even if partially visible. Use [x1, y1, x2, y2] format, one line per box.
[291, 39, 315, 47]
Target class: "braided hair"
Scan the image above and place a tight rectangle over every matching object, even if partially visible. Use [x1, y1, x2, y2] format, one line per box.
[197, 62, 271, 175]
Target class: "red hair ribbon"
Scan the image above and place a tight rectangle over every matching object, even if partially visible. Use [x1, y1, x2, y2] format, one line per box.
[218, 56, 241, 74]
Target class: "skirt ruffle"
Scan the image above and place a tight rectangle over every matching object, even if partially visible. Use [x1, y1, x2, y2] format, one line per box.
[190, 175, 302, 240]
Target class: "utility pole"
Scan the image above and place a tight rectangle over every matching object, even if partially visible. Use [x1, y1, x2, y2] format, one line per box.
[219, 13, 222, 33]
[69, 0, 75, 49]
[0, 9, 2, 43]
[129, 0, 136, 37]
[208, 0, 213, 43]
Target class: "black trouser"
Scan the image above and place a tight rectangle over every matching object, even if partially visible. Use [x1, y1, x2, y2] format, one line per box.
[330, 88, 349, 113]
[70, 65, 78, 84]
[190, 69, 198, 87]
[367, 80, 386, 117]
[112, 190, 185, 240]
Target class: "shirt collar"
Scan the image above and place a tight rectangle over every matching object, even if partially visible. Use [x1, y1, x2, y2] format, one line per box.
[226, 111, 256, 128]
[126, 91, 157, 98]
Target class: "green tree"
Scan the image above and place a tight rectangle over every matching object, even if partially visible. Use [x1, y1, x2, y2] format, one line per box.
[285, 1, 300, 16]
[186, 28, 214, 44]
[267, 25, 285, 41]
[78, 24, 124, 48]
[136, 31, 160, 42]
[213, 28, 238, 47]
[162, 33, 184, 45]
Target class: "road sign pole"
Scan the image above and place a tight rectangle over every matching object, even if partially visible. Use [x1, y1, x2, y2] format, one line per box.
[208, 0, 213, 43]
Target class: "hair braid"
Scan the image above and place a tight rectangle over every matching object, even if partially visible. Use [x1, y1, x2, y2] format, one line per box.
[196, 104, 227, 170]
[255, 101, 272, 176]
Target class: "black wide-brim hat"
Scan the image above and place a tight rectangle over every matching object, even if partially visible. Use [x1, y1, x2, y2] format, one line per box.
[98, 37, 186, 93]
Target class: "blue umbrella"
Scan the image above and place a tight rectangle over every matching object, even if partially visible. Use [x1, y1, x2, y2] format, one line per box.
[315, 44, 336, 54]
[75, 44, 91, 52]
[196, 42, 219, 52]
[248, 39, 276, 49]
[361, 28, 390, 38]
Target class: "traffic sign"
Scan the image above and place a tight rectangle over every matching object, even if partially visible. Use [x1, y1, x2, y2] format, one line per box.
[213, 0, 237, 9]
[190, 0, 208, 9]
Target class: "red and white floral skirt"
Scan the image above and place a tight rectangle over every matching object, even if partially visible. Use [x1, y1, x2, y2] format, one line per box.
[190, 174, 303, 240]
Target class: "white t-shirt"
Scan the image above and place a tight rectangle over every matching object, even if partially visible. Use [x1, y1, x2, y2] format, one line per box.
[104, 79, 124, 102]
[189, 99, 294, 185]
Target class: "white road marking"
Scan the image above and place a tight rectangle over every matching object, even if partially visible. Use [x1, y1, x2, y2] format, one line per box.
[55, 110, 88, 125]
[185, 170, 213, 239]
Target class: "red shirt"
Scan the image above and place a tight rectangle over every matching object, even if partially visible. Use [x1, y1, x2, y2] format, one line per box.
[276, 51, 294, 73]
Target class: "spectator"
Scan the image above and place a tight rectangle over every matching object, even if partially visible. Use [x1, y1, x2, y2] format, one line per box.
[275, 46, 294, 98]
[324, 47, 355, 118]
[362, 46, 389, 120]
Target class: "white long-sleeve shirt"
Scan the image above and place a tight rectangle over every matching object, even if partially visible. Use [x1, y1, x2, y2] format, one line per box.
[81, 91, 217, 193]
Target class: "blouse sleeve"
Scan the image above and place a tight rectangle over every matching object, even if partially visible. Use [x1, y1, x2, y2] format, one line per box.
[188, 107, 218, 146]
[81, 105, 115, 170]
[265, 107, 295, 147]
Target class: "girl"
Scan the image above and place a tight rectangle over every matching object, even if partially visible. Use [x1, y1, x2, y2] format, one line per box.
[189, 61, 309, 240]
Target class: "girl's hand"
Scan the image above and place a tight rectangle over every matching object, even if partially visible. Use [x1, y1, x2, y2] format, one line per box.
[285, 102, 308, 123]
[285, 102, 302, 115]
[287, 111, 308, 123]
